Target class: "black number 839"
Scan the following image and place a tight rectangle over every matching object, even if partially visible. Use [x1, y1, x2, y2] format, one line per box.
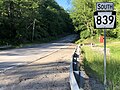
[96, 15, 114, 25]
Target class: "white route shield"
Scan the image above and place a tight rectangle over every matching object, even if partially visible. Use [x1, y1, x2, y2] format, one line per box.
[94, 11, 116, 29]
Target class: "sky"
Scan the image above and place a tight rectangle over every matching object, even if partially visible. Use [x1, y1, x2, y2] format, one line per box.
[55, 0, 72, 10]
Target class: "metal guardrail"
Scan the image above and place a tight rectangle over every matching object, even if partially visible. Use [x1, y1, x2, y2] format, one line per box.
[69, 45, 84, 90]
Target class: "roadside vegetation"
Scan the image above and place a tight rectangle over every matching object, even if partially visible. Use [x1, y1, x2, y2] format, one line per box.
[81, 38, 120, 90]
[0, 0, 74, 46]
[70, 0, 120, 89]
[70, 0, 120, 39]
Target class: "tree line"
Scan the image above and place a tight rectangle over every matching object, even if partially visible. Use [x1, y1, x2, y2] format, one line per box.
[1, 0, 119, 46]
[0, 0, 74, 45]
[70, 0, 120, 39]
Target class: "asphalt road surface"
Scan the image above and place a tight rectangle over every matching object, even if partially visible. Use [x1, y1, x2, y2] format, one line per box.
[0, 35, 77, 90]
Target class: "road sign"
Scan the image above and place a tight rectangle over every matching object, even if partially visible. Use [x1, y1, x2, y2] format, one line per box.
[96, 2, 114, 11]
[94, 2, 116, 90]
[94, 11, 116, 29]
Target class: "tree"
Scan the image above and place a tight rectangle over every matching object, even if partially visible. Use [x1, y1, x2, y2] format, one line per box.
[70, 0, 94, 39]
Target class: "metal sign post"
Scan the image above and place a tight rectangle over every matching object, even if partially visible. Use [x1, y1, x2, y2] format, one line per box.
[104, 29, 107, 89]
[94, 2, 116, 90]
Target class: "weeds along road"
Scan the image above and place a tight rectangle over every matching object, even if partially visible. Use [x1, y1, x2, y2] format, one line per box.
[0, 35, 77, 90]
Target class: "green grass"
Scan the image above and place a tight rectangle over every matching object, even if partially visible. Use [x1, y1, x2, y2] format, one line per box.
[82, 42, 120, 90]
[107, 43, 120, 90]
[82, 46, 104, 81]
[75, 36, 100, 44]
[76, 35, 120, 45]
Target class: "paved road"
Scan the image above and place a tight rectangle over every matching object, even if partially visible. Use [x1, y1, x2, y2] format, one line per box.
[0, 35, 77, 90]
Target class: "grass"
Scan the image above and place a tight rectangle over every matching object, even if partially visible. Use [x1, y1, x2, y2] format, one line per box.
[81, 39, 120, 90]
[82, 46, 104, 81]
[76, 37, 99, 44]
[107, 43, 120, 90]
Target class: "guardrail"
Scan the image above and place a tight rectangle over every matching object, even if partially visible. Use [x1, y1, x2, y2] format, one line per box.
[69, 45, 84, 90]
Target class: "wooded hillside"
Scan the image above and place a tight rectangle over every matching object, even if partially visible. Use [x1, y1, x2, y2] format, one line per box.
[0, 0, 74, 45]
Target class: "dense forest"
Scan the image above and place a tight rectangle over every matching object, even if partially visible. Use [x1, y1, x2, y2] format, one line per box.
[0, 0, 74, 46]
[70, 0, 120, 39]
